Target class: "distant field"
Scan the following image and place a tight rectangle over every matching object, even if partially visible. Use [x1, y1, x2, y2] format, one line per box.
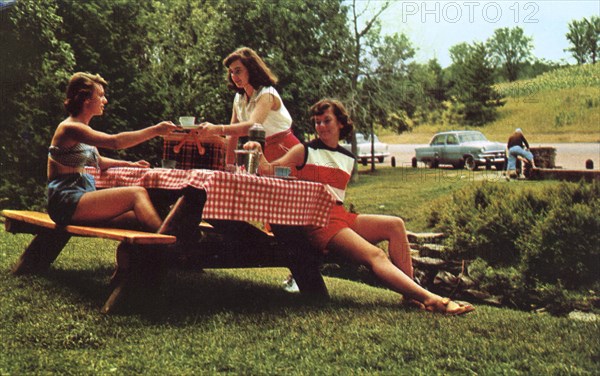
[381, 64, 600, 144]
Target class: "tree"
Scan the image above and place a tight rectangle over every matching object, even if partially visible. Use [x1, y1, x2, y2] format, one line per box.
[0, 0, 75, 209]
[487, 26, 533, 82]
[586, 16, 600, 64]
[447, 42, 501, 126]
[566, 18, 591, 64]
[343, 0, 392, 174]
[566, 16, 600, 64]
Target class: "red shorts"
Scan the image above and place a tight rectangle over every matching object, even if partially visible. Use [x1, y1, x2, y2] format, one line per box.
[264, 129, 300, 162]
[305, 204, 358, 252]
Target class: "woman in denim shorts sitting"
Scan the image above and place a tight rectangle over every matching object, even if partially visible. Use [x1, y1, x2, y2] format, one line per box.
[47, 72, 180, 231]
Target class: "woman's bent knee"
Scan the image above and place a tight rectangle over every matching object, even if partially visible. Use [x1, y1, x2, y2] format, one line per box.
[131, 186, 151, 200]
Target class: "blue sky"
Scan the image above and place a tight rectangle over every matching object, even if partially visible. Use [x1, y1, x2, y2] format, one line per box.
[372, 0, 600, 67]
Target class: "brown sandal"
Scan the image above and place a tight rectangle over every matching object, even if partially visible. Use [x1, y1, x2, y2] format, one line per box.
[425, 298, 475, 316]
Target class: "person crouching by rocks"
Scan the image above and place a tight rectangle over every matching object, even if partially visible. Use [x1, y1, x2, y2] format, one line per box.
[506, 128, 536, 179]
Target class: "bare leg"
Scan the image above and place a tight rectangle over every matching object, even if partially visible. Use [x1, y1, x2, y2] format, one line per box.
[71, 187, 162, 231]
[328, 228, 473, 315]
[352, 214, 413, 279]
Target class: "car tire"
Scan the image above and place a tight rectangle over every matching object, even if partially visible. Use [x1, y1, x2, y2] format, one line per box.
[453, 159, 465, 169]
[361, 158, 368, 166]
[428, 159, 439, 169]
[465, 156, 478, 171]
[494, 162, 505, 171]
[378, 156, 384, 163]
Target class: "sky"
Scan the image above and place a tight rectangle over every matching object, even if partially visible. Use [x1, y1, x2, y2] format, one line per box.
[371, 0, 600, 67]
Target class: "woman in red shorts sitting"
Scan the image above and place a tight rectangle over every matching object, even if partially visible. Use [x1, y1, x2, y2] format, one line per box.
[244, 98, 474, 315]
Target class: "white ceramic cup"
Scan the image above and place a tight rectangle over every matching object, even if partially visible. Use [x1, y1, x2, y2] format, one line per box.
[274, 166, 291, 177]
[179, 116, 196, 128]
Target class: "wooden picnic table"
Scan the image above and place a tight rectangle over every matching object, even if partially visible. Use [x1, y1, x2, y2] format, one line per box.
[5, 167, 337, 313]
[92, 167, 337, 310]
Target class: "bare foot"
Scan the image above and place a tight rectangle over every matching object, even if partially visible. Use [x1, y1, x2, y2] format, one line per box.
[402, 298, 426, 311]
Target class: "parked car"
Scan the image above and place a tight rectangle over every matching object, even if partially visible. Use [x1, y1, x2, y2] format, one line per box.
[414, 130, 506, 170]
[341, 132, 390, 165]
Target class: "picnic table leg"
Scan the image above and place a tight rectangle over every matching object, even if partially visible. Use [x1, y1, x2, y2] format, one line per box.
[156, 188, 206, 240]
[103, 188, 206, 314]
[270, 225, 329, 298]
[288, 258, 329, 297]
[103, 242, 165, 314]
[12, 230, 71, 275]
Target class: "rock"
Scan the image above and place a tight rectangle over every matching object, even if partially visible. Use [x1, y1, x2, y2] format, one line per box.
[418, 243, 447, 258]
[463, 289, 503, 306]
[434, 270, 460, 286]
[407, 231, 445, 243]
[459, 274, 476, 288]
[412, 256, 446, 268]
[568, 310, 599, 322]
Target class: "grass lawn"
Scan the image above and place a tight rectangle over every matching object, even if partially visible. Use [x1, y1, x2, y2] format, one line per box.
[2, 167, 598, 375]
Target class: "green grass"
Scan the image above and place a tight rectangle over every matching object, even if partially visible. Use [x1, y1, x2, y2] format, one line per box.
[381, 64, 600, 144]
[2, 168, 599, 375]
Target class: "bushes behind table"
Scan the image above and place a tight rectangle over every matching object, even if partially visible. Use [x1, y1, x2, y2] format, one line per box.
[429, 181, 600, 313]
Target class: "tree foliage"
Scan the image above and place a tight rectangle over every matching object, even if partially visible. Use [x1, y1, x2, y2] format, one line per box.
[487, 26, 533, 82]
[446, 42, 501, 126]
[0, 0, 75, 209]
[565, 16, 600, 65]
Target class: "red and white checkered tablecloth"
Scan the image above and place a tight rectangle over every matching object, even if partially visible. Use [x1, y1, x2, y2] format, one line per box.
[85, 167, 335, 227]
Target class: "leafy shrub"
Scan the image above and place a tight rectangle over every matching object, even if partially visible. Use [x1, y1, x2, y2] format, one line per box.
[432, 182, 544, 264]
[520, 201, 600, 289]
[468, 258, 529, 308]
[431, 181, 600, 313]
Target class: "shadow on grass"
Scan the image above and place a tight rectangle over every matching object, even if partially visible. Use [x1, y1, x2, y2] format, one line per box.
[33, 266, 401, 321]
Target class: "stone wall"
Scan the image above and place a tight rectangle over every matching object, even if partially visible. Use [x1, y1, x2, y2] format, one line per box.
[531, 147, 556, 168]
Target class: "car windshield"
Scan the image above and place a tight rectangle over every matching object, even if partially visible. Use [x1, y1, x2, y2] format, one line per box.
[459, 133, 487, 142]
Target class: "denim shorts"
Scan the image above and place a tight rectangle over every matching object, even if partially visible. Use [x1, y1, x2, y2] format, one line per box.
[47, 173, 96, 225]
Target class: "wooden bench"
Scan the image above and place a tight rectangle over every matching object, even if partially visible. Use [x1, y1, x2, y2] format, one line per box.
[2, 209, 331, 313]
[2, 210, 176, 313]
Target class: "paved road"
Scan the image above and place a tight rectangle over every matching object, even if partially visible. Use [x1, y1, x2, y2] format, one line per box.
[384, 143, 600, 170]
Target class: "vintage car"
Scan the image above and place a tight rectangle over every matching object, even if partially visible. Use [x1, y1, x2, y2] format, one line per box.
[414, 130, 506, 170]
[341, 132, 390, 165]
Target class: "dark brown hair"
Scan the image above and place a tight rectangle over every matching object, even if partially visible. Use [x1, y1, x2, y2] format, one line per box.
[64, 72, 107, 116]
[222, 47, 278, 94]
[310, 98, 354, 139]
